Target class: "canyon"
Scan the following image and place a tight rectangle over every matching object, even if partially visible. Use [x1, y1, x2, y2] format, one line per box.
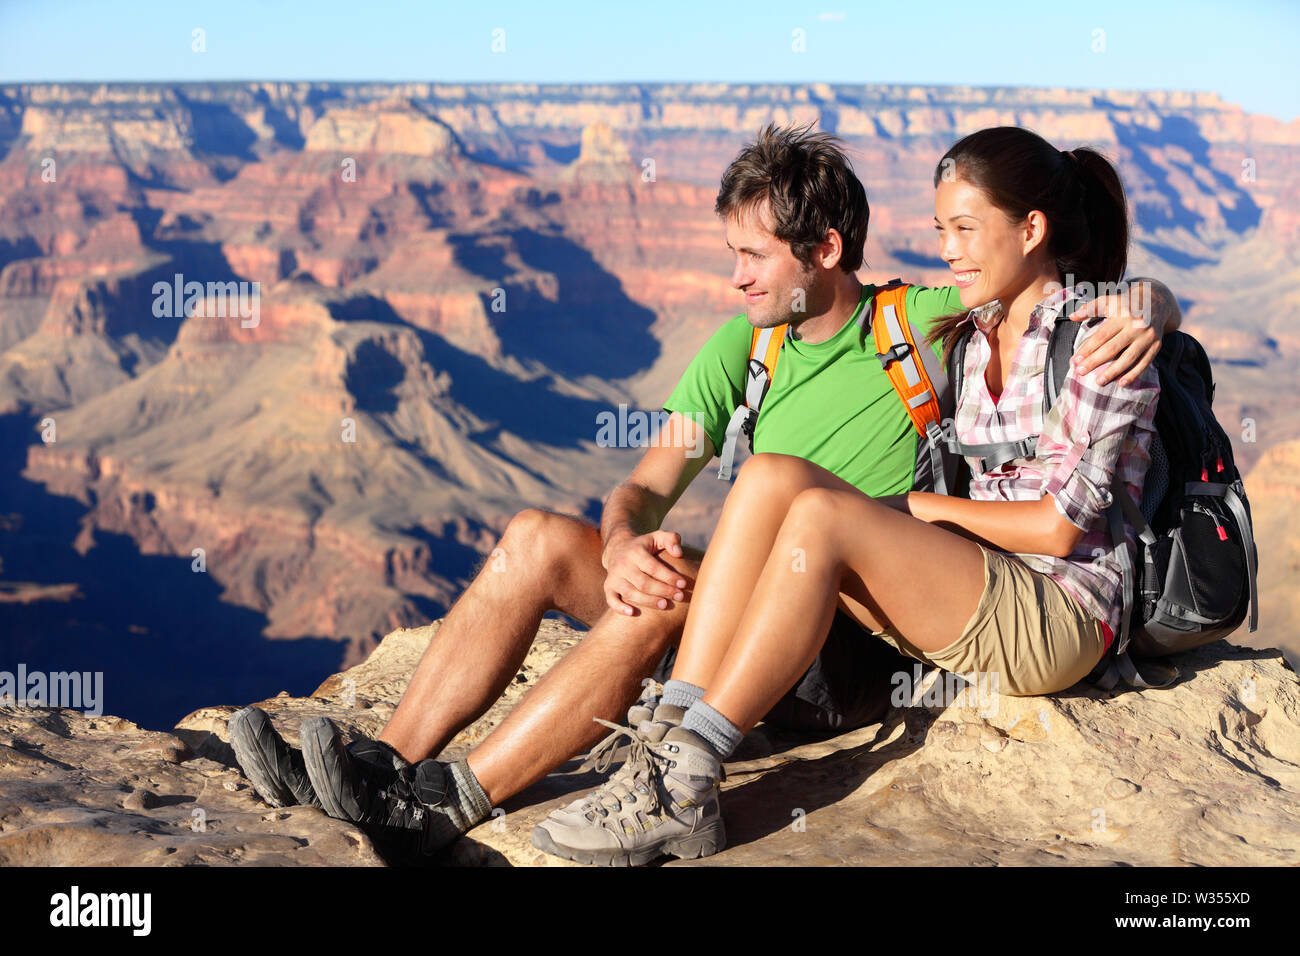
[0, 81, 1296, 727]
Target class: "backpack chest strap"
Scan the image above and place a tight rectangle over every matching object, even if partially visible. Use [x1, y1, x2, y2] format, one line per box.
[945, 312, 1087, 477]
[947, 435, 1040, 475]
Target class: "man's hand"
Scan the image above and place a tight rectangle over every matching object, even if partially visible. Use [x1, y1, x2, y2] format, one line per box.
[1066, 279, 1181, 387]
[601, 529, 691, 616]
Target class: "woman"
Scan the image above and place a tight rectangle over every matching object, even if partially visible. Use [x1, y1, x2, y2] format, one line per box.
[532, 127, 1161, 867]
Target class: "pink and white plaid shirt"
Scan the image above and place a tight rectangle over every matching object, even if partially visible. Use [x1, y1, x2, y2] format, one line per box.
[954, 286, 1161, 643]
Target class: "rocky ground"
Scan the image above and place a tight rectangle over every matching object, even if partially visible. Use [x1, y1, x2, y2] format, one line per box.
[1, 619, 1297, 866]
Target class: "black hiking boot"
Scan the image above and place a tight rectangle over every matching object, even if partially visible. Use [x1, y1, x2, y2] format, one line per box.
[300, 717, 489, 863]
[229, 706, 321, 809]
[230, 706, 408, 811]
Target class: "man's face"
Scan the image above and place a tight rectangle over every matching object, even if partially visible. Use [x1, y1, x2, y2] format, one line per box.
[723, 202, 819, 330]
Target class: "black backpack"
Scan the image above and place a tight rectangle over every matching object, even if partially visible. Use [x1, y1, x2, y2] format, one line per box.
[946, 311, 1259, 690]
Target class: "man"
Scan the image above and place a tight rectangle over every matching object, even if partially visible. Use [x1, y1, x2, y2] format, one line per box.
[229, 122, 1178, 861]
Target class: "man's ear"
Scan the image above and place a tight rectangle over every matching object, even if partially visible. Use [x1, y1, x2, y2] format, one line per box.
[818, 228, 844, 271]
[1023, 210, 1049, 257]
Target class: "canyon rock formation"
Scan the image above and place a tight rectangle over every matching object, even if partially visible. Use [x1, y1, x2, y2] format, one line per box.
[0, 81, 1296, 724]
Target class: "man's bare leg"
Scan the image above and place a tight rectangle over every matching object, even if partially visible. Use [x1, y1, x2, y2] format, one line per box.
[380, 508, 608, 762]
[379, 508, 701, 804]
[466, 589, 698, 806]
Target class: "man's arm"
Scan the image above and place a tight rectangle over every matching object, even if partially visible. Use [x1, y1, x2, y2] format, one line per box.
[1067, 277, 1182, 386]
[599, 411, 716, 613]
[1140, 277, 1183, 333]
[600, 411, 715, 556]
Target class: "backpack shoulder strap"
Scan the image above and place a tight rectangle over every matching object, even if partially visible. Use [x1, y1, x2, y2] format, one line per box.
[716, 322, 788, 480]
[941, 300, 1081, 477]
[958, 299, 1089, 475]
[869, 282, 951, 493]
[947, 323, 973, 412]
[1044, 299, 1090, 417]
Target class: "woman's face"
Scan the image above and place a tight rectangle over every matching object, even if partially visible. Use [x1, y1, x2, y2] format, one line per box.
[934, 176, 1044, 312]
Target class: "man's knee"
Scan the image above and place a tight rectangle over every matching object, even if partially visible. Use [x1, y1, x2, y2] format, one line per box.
[586, 601, 687, 666]
[492, 508, 602, 576]
[653, 546, 703, 593]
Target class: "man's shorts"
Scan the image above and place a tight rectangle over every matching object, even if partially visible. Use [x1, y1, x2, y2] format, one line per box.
[651, 609, 915, 733]
[867, 544, 1109, 697]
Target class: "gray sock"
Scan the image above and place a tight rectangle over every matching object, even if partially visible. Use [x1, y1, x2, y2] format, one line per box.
[661, 678, 705, 712]
[446, 759, 493, 829]
[681, 700, 743, 760]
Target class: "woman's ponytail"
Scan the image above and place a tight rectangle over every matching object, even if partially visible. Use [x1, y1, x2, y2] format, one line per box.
[1057, 146, 1129, 288]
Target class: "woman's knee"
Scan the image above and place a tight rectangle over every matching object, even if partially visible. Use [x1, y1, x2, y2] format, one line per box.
[737, 452, 821, 492]
[785, 486, 857, 532]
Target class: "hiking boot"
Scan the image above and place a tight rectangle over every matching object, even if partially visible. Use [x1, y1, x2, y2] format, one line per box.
[626, 679, 663, 729]
[230, 707, 409, 812]
[229, 707, 321, 809]
[532, 725, 725, 866]
[584, 696, 681, 775]
[300, 717, 489, 861]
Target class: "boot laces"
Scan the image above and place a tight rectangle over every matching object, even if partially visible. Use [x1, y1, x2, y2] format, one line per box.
[581, 718, 676, 817]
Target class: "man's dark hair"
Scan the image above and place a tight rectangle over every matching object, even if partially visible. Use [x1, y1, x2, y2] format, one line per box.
[715, 121, 868, 273]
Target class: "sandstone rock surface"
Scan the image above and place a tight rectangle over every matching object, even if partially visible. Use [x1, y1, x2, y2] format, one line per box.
[2, 619, 1297, 867]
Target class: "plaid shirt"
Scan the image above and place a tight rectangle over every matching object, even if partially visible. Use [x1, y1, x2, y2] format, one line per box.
[954, 286, 1160, 642]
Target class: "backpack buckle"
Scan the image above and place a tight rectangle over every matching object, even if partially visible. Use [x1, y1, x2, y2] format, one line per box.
[876, 343, 910, 368]
[740, 407, 757, 439]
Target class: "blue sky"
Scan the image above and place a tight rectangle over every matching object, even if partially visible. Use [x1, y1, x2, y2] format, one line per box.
[2, 0, 1296, 120]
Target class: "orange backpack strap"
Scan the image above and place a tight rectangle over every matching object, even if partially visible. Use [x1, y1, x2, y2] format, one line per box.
[717, 322, 787, 480]
[869, 283, 953, 495]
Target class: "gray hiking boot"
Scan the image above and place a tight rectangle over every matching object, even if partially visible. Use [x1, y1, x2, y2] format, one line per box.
[300, 717, 492, 862]
[626, 678, 665, 728]
[584, 691, 680, 773]
[532, 724, 725, 866]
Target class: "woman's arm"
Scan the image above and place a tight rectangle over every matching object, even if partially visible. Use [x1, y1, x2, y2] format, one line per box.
[878, 492, 1083, 558]
[880, 314, 1162, 560]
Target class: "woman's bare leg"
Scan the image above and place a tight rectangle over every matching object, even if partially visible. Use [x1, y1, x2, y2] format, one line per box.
[670, 452, 897, 689]
[702, 484, 988, 733]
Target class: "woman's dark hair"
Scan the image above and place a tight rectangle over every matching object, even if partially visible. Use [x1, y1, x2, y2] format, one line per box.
[715, 121, 869, 273]
[923, 126, 1130, 366]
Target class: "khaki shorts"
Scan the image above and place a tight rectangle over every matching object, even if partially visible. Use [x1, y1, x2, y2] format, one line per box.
[869, 544, 1108, 697]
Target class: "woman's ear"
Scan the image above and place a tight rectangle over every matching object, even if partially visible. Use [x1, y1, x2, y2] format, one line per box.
[1022, 210, 1049, 257]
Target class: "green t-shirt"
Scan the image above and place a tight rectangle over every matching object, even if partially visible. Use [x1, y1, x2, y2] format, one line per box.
[663, 284, 965, 497]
